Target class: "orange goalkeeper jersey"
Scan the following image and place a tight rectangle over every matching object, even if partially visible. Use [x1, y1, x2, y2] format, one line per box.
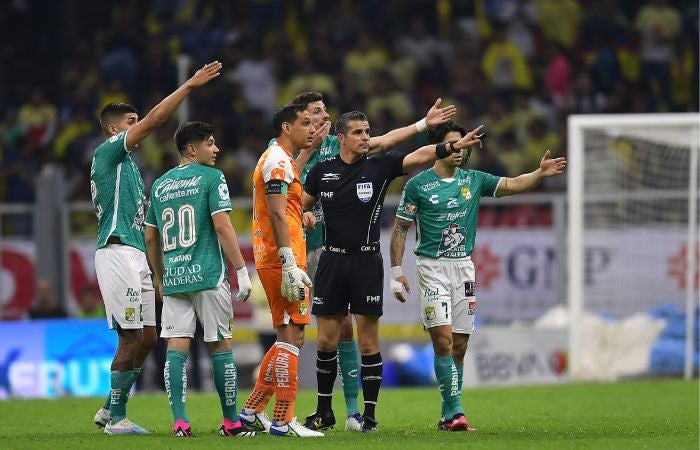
[252, 142, 306, 268]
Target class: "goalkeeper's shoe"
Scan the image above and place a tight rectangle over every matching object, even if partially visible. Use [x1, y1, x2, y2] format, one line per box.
[304, 409, 336, 430]
[104, 418, 149, 435]
[438, 413, 477, 432]
[269, 417, 324, 437]
[173, 419, 192, 437]
[219, 418, 256, 437]
[345, 412, 363, 431]
[360, 415, 378, 433]
[94, 407, 110, 428]
[238, 408, 272, 432]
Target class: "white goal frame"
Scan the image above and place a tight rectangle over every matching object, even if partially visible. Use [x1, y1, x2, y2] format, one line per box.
[567, 113, 700, 381]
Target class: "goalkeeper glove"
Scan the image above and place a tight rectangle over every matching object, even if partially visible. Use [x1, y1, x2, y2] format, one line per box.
[279, 247, 312, 302]
[390, 265, 410, 303]
[235, 265, 252, 301]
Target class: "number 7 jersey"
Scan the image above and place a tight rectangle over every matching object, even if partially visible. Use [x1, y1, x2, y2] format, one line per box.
[145, 163, 233, 295]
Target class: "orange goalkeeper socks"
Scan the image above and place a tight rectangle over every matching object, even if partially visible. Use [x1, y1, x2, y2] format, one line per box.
[245, 344, 276, 412]
[272, 341, 299, 423]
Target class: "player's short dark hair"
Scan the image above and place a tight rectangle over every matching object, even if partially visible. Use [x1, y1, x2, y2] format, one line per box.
[174, 121, 215, 154]
[290, 92, 324, 109]
[99, 103, 137, 136]
[335, 111, 367, 135]
[273, 103, 307, 137]
[427, 121, 467, 144]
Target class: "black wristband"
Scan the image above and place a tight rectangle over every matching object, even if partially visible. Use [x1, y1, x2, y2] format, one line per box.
[435, 142, 449, 159]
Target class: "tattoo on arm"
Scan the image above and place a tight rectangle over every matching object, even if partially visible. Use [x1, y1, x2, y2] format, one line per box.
[390, 219, 411, 266]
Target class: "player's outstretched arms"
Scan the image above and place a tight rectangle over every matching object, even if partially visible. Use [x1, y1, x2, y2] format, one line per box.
[401, 124, 484, 173]
[125, 61, 223, 150]
[389, 217, 413, 303]
[496, 150, 567, 197]
[368, 98, 457, 154]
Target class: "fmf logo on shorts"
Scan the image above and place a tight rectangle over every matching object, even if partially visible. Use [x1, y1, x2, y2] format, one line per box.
[366, 295, 380, 303]
[356, 183, 373, 203]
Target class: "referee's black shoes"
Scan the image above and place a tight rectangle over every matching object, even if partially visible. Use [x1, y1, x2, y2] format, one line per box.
[304, 409, 336, 430]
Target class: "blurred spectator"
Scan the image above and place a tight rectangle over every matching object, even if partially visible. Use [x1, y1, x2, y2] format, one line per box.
[543, 42, 573, 106]
[534, 0, 581, 49]
[523, 117, 561, 171]
[344, 32, 389, 96]
[18, 89, 57, 150]
[366, 71, 413, 123]
[76, 286, 106, 319]
[568, 72, 608, 114]
[28, 278, 67, 319]
[228, 42, 278, 117]
[634, 0, 681, 108]
[481, 24, 533, 93]
[481, 98, 515, 142]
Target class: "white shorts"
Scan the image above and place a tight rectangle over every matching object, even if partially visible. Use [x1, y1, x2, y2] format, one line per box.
[416, 256, 476, 334]
[95, 245, 155, 330]
[307, 246, 322, 291]
[161, 281, 233, 343]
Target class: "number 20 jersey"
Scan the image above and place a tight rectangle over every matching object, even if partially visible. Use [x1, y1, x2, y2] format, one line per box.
[145, 164, 232, 295]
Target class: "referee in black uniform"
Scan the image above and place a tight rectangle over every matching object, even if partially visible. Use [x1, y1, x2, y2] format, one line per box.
[301, 111, 482, 432]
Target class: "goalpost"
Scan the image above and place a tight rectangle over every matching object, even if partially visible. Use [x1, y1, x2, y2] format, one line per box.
[567, 113, 699, 381]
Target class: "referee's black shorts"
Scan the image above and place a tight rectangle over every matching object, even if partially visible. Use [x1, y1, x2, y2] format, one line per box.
[312, 247, 384, 317]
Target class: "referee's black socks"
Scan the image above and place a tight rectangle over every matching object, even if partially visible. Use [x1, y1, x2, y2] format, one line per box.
[316, 350, 338, 412]
[361, 352, 383, 419]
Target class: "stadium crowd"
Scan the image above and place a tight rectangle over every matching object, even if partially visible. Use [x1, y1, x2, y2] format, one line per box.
[0, 0, 697, 232]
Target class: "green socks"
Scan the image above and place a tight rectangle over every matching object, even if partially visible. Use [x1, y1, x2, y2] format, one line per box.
[338, 340, 360, 416]
[165, 349, 189, 423]
[211, 350, 238, 421]
[109, 371, 136, 423]
[443, 363, 464, 418]
[435, 355, 463, 419]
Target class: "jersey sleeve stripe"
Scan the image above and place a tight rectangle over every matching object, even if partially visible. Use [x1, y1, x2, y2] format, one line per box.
[123, 129, 132, 153]
[491, 177, 504, 197]
[144, 221, 157, 228]
[395, 213, 413, 221]
[210, 207, 232, 216]
[107, 161, 123, 238]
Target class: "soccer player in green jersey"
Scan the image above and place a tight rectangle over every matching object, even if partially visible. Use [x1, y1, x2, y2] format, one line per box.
[144, 121, 256, 437]
[390, 121, 567, 431]
[273, 92, 458, 431]
[90, 61, 222, 435]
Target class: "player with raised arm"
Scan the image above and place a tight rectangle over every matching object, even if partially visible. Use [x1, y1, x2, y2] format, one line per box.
[237, 103, 322, 437]
[280, 92, 457, 432]
[390, 121, 566, 431]
[90, 61, 222, 435]
[144, 122, 256, 438]
[302, 112, 483, 432]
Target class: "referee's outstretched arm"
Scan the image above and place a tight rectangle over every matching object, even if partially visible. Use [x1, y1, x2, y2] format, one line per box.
[401, 124, 484, 173]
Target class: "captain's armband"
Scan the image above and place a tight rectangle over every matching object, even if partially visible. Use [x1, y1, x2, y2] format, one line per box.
[265, 180, 288, 195]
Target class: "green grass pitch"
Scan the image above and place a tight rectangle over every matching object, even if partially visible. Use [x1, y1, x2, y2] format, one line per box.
[0, 380, 697, 449]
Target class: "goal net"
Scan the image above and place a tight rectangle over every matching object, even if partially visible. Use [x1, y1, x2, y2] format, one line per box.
[567, 114, 699, 380]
